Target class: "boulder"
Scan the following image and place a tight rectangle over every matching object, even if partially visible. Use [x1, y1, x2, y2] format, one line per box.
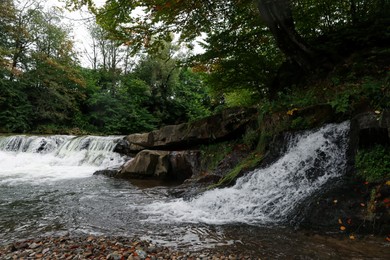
[113, 139, 131, 155]
[125, 133, 152, 152]
[93, 169, 119, 177]
[353, 110, 390, 148]
[116, 150, 201, 181]
[117, 150, 170, 179]
[169, 151, 201, 181]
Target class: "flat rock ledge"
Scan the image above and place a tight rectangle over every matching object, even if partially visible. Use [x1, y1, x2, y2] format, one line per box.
[123, 107, 257, 152]
[0, 235, 258, 260]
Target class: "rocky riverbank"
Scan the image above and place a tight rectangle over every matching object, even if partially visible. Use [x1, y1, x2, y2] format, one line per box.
[0, 235, 257, 260]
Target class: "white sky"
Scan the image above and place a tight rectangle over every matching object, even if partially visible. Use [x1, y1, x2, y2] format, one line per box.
[38, 0, 104, 66]
[35, 0, 204, 67]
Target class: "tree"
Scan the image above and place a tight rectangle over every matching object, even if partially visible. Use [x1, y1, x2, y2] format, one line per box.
[192, 2, 283, 101]
[0, 0, 34, 132]
[255, 0, 315, 70]
[65, 0, 388, 71]
[0, 1, 86, 133]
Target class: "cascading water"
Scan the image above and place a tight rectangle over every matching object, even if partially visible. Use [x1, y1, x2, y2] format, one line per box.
[141, 121, 350, 225]
[4, 122, 380, 258]
[0, 135, 125, 185]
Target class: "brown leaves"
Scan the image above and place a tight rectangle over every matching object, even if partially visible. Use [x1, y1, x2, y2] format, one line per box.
[287, 108, 298, 116]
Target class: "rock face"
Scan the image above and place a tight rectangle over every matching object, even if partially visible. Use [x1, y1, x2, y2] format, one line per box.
[352, 110, 390, 148]
[116, 150, 200, 181]
[346, 110, 390, 174]
[299, 110, 390, 233]
[169, 151, 201, 181]
[124, 107, 257, 152]
[104, 108, 256, 183]
[117, 150, 170, 179]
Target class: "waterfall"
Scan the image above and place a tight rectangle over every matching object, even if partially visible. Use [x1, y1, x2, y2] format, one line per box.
[142, 122, 350, 225]
[0, 135, 125, 185]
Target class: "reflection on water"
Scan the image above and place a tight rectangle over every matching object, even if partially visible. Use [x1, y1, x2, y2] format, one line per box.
[1, 176, 389, 259]
[0, 131, 389, 258]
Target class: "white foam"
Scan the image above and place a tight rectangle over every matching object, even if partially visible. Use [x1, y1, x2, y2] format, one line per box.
[0, 135, 126, 185]
[142, 122, 350, 225]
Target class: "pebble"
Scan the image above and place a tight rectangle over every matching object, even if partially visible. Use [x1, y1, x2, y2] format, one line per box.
[0, 235, 260, 259]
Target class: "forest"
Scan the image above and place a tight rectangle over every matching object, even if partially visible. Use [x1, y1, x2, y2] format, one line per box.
[0, 0, 389, 135]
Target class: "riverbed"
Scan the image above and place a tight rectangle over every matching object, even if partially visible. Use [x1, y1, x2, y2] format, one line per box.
[0, 129, 389, 258]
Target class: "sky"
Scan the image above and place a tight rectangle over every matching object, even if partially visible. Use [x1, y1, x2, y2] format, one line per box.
[33, 0, 204, 67]
[39, 0, 104, 66]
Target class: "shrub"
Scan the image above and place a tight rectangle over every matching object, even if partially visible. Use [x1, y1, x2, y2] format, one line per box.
[355, 145, 390, 183]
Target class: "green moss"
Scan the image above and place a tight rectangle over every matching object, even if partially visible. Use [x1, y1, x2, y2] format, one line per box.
[211, 152, 263, 188]
[355, 145, 390, 183]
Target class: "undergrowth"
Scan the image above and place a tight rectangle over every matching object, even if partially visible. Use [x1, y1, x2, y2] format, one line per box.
[355, 145, 390, 183]
[211, 152, 263, 188]
[203, 47, 389, 188]
[199, 141, 235, 173]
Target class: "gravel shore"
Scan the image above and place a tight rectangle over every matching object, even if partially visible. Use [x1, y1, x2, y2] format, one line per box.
[0, 235, 258, 260]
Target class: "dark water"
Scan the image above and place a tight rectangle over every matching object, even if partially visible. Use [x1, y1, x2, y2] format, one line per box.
[0, 176, 389, 259]
[0, 129, 389, 258]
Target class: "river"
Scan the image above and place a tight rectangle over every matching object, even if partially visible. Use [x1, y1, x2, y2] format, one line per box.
[0, 124, 389, 258]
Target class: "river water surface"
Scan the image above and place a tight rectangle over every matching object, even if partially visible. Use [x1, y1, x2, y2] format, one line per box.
[0, 125, 389, 258]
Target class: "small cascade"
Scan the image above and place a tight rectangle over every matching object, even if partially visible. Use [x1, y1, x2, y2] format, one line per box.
[55, 136, 125, 166]
[0, 135, 126, 184]
[0, 135, 72, 153]
[142, 122, 350, 225]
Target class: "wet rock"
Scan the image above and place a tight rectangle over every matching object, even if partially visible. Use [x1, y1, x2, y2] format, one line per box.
[116, 150, 201, 182]
[117, 150, 170, 179]
[125, 108, 256, 152]
[125, 133, 153, 152]
[169, 150, 201, 181]
[29, 242, 41, 249]
[93, 168, 119, 177]
[135, 249, 147, 259]
[353, 111, 390, 148]
[113, 139, 132, 155]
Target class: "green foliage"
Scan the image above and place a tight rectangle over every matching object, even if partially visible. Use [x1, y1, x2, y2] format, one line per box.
[85, 73, 158, 134]
[242, 127, 259, 150]
[0, 72, 32, 132]
[213, 152, 263, 188]
[192, 2, 283, 102]
[134, 43, 211, 126]
[356, 145, 390, 183]
[293, 0, 387, 38]
[329, 91, 352, 114]
[290, 116, 310, 130]
[224, 90, 260, 108]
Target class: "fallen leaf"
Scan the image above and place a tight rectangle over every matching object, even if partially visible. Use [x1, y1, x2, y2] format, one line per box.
[287, 108, 298, 116]
[386, 181, 390, 186]
[333, 199, 338, 204]
[338, 218, 343, 224]
[340, 226, 346, 231]
[374, 110, 381, 114]
[360, 203, 365, 207]
[349, 234, 355, 240]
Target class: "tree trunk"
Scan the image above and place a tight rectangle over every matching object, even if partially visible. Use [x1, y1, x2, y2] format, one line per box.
[255, 0, 316, 71]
